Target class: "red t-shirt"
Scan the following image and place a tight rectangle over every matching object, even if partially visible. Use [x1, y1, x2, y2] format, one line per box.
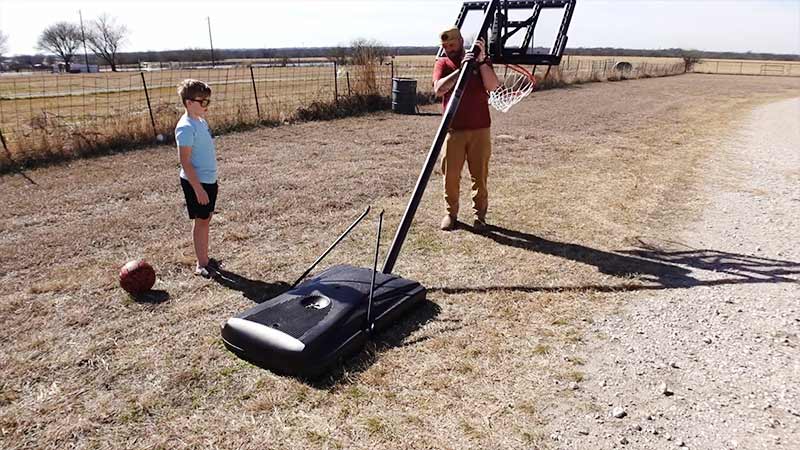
[432, 56, 491, 130]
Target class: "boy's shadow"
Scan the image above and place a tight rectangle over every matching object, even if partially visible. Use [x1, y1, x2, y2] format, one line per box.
[211, 267, 291, 303]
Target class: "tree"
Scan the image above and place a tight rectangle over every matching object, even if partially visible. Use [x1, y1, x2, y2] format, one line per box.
[0, 30, 8, 59]
[325, 46, 348, 65]
[681, 51, 702, 73]
[86, 14, 128, 71]
[37, 22, 82, 72]
[349, 38, 388, 65]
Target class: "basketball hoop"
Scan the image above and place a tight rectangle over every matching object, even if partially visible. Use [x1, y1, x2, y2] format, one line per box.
[488, 64, 537, 113]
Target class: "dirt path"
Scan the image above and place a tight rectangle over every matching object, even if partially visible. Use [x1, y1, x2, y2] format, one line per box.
[543, 97, 800, 449]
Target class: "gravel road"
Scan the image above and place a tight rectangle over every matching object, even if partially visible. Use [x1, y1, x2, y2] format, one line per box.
[544, 97, 800, 449]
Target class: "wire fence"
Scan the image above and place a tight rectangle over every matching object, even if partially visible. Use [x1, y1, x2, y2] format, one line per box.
[693, 60, 800, 77]
[1, 57, 685, 172]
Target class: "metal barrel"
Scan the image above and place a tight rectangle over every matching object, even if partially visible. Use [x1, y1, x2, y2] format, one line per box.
[391, 77, 417, 114]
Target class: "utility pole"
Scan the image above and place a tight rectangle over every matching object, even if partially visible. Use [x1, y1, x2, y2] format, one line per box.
[207, 16, 215, 67]
[79, 10, 90, 70]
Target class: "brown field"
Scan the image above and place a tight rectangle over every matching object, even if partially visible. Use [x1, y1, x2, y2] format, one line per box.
[1, 73, 798, 449]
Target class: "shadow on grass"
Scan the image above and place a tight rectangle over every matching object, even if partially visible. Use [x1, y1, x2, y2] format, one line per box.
[211, 267, 291, 303]
[430, 223, 799, 294]
[307, 298, 441, 390]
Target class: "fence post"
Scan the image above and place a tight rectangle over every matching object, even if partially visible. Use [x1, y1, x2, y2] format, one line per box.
[390, 59, 395, 88]
[139, 72, 158, 140]
[333, 61, 339, 104]
[249, 66, 261, 120]
[0, 127, 10, 160]
[346, 72, 351, 96]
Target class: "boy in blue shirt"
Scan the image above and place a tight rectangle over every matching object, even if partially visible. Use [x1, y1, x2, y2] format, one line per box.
[176, 79, 219, 277]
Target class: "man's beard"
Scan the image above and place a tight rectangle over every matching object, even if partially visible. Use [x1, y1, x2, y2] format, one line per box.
[446, 48, 465, 62]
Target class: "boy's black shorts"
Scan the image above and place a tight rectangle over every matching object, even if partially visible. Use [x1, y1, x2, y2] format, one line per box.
[180, 178, 218, 219]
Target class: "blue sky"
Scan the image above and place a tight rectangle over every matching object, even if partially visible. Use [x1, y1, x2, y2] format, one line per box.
[1, 0, 798, 56]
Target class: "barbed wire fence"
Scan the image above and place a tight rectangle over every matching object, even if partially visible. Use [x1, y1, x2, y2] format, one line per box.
[0, 57, 715, 172]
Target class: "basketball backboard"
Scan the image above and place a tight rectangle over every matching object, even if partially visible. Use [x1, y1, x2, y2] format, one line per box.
[449, 0, 576, 66]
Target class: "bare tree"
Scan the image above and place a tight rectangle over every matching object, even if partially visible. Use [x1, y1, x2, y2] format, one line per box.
[0, 30, 8, 58]
[86, 14, 128, 72]
[681, 51, 702, 73]
[37, 22, 82, 72]
[349, 38, 388, 65]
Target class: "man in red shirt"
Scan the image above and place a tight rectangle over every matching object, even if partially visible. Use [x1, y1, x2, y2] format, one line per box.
[433, 26, 500, 231]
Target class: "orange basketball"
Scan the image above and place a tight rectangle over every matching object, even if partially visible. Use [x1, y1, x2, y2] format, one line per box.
[119, 259, 156, 295]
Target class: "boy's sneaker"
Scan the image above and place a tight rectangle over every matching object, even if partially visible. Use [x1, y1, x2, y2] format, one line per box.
[194, 265, 211, 278]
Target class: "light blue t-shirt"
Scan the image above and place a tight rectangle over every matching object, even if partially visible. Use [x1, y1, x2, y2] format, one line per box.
[176, 113, 217, 184]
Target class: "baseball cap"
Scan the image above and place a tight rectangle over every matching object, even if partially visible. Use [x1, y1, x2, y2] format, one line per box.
[440, 26, 462, 44]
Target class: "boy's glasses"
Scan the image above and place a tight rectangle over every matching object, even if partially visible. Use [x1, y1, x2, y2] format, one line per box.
[191, 98, 211, 107]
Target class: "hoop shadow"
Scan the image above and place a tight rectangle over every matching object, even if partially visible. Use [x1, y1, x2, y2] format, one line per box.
[437, 223, 799, 294]
[620, 239, 800, 285]
[306, 298, 441, 389]
[211, 267, 291, 303]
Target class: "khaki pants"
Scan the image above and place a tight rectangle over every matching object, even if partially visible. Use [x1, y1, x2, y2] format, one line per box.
[441, 127, 491, 219]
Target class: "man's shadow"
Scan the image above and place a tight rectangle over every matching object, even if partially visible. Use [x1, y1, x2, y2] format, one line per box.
[434, 223, 799, 294]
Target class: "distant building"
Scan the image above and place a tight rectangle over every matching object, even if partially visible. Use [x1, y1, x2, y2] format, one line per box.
[52, 62, 100, 73]
[140, 61, 181, 71]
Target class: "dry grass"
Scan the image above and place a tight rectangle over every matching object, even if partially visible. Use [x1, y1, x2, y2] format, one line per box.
[1, 74, 798, 449]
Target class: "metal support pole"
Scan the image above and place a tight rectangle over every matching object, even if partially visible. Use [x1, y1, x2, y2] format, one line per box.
[366, 210, 384, 332]
[249, 66, 261, 120]
[292, 206, 371, 287]
[79, 10, 90, 70]
[140, 72, 157, 139]
[333, 61, 339, 103]
[382, 0, 498, 274]
[207, 17, 215, 67]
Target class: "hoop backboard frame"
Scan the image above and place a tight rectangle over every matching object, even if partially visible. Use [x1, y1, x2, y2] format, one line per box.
[451, 0, 576, 66]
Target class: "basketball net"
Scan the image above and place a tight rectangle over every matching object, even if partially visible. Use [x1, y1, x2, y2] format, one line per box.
[488, 64, 537, 113]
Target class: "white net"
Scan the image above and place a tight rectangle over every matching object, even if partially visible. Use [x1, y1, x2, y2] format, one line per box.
[488, 69, 536, 113]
